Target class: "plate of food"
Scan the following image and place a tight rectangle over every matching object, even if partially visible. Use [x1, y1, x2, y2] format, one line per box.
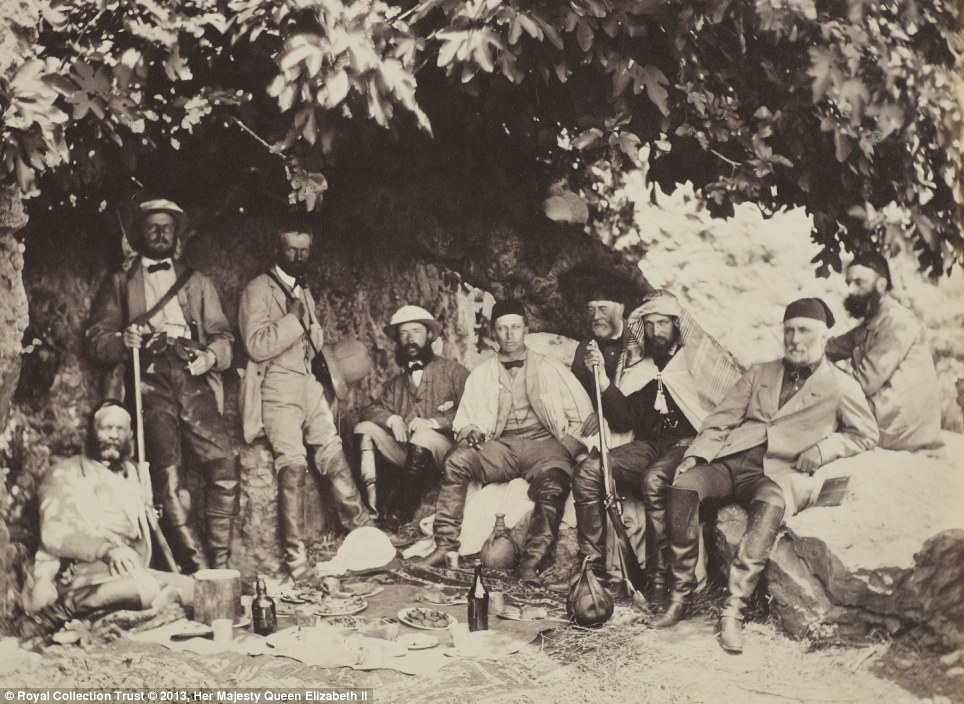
[397, 633, 439, 650]
[397, 607, 457, 631]
[414, 588, 468, 606]
[496, 605, 549, 621]
[314, 596, 368, 616]
[321, 615, 364, 629]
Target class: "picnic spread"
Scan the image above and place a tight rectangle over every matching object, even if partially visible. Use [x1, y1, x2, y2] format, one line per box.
[126, 562, 567, 677]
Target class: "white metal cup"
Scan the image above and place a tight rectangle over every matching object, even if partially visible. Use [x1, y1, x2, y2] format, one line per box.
[212, 618, 233, 645]
[445, 551, 460, 569]
[490, 591, 505, 613]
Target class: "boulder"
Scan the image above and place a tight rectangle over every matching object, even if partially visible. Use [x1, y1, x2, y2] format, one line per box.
[712, 433, 964, 646]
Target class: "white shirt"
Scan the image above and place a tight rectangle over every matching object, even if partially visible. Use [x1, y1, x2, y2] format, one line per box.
[408, 363, 424, 387]
[141, 256, 191, 339]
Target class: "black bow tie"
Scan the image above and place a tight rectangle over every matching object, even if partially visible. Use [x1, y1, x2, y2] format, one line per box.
[786, 365, 814, 384]
[293, 276, 307, 290]
[406, 363, 425, 375]
[501, 360, 525, 370]
[146, 261, 171, 273]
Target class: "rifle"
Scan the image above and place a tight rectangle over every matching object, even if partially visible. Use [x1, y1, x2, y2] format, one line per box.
[132, 345, 180, 573]
[589, 342, 648, 603]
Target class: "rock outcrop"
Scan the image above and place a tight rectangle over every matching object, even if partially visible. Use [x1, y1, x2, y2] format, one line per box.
[712, 433, 964, 645]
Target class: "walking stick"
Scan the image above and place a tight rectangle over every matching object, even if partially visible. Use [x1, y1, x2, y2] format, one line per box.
[589, 343, 647, 602]
[132, 344, 180, 573]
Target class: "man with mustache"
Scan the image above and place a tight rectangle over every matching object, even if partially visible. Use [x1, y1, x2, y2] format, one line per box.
[353, 306, 469, 532]
[21, 402, 192, 639]
[411, 299, 592, 584]
[239, 227, 372, 580]
[651, 299, 878, 653]
[570, 285, 632, 396]
[572, 291, 742, 605]
[826, 252, 944, 455]
[87, 199, 239, 574]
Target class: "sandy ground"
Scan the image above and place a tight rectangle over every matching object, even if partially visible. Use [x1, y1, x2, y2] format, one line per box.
[3, 606, 959, 704]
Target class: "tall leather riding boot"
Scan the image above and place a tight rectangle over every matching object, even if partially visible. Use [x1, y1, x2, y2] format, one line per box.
[719, 500, 784, 653]
[319, 449, 374, 531]
[517, 468, 571, 582]
[398, 444, 435, 525]
[650, 486, 700, 629]
[205, 457, 240, 569]
[411, 468, 470, 568]
[278, 464, 309, 580]
[153, 464, 208, 574]
[574, 500, 607, 579]
[642, 442, 685, 606]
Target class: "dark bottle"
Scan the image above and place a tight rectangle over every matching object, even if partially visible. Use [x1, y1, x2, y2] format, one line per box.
[252, 574, 277, 636]
[467, 559, 489, 632]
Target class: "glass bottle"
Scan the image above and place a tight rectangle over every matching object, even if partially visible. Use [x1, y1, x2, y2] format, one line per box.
[467, 559, 489, 632]
[252, 574, 277, 636]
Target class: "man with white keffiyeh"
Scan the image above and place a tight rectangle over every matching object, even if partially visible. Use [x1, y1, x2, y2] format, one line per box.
[571, 290, 743, 605]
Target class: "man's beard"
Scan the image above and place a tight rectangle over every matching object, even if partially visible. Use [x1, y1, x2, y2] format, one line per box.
[277, 258, 308, 279]
[143, 240, 175, 260]
[97, 440, 132, 464]
[646, 330, 678, 367]
[394, 341, 434, 367]
[844, 289, 882, 319]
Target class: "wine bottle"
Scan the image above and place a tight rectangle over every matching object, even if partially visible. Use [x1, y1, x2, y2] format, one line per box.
[252, 574, 277, 636]
[467, 559, 489, 632]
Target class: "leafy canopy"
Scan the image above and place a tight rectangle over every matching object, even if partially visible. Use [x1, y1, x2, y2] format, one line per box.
[1, 0, 961, 276]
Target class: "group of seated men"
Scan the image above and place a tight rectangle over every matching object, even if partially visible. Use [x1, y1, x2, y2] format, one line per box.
[23, 198, 944, 654]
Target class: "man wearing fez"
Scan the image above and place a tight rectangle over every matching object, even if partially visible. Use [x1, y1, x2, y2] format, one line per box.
[412, 299, 593, 583]
[87, 199, 239, 574]
[572, 291, 743, 603]
[21, 402, 191, 638]
[570, 284, 631, 396]
[826, 252, 944, 455]
[239, 227, 372, 580]
[354, 306, 470, 532]
[652, 299, 878, 653]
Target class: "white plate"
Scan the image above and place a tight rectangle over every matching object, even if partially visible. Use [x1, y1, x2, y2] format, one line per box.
[495, 607, 548, 621]
[397, 607, 457, 631]
[397, 633, 439, 650]
[314, 597, 368, 616]
[415, 591, 468, 606]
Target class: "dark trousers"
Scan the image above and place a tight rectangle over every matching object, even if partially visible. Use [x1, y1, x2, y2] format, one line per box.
[668, 444, 784, 607]
[572, 436, 691, 573]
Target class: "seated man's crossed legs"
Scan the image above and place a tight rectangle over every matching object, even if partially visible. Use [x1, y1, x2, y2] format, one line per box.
[354, 420, 451, 531]
[413, 435, 574, 582]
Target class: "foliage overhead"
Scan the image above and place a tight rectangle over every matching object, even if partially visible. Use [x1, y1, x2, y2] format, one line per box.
[1, 0, 961, 276]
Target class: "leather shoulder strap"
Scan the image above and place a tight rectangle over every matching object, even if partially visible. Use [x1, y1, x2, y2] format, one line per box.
[132, 267, 194, 327]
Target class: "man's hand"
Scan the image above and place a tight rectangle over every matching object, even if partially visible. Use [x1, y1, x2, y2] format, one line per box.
[408, 417, 436, 435]
[792, 445, 822, 474]
[387, 415, 409, 443]
[579, 413, 599, 437]
[464, 428, 485, 450]
[287, 297, 306, 321]
[187, 349, 217, 376]
[123, 324, 150, 350]
[676, 457, 699, 475]
[585, 342, 610, 390]
[106, 546, 140, 576]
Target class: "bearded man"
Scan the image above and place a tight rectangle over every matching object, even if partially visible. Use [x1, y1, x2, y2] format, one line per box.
[354, 305, 469, 531]
[652, 299, 878, 653]
[572, 291, 742, 604]
[570, 284, 632, 396]
[239, 226, 372, 580]
[87, 199, 239, 574]
[826, 252, 943, 455]
[21, 402, 192, 638]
